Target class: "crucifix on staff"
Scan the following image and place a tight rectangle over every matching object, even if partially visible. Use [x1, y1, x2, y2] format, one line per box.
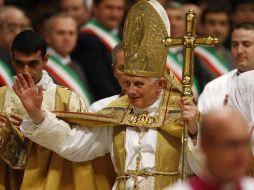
[163, 9, 218, 180]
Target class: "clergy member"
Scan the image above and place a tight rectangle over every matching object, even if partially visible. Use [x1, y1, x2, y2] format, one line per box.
[0, 30, 104, 190]
[198, 22, 254, 112]
[15, 1, 199, 189]
[229, 70, 254, 124]
[168, 107, 254, 190]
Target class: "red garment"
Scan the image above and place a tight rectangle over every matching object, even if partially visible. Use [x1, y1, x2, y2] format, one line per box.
[189, 176, 241, 190]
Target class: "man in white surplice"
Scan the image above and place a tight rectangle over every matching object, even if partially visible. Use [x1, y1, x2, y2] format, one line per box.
[198, 22, 254, 113]
[229, 70, 254, 124]
[187, 21, 254, 181]
[14, 1, 200, 189]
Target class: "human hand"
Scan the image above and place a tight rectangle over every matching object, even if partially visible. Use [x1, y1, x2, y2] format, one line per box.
[13, 73, 43, 113]
[179, 97, 199, 135]
[0, 113, 23, 130]
[13, 73, 45, 124]
[9, 113, 23, 128]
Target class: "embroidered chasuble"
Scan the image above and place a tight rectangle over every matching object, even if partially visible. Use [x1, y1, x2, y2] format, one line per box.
[46, 87, 185, 190]
[102, 89, 183, 189]
[0, 85, 111, 190]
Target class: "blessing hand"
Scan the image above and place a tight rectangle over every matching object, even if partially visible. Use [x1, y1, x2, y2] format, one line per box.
[13, 73, 45, 124]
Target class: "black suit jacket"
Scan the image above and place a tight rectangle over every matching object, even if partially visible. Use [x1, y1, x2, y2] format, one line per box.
[71, 33, 121, 101]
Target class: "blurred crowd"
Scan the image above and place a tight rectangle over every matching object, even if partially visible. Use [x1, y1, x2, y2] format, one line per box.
[0, 0, 254, 102]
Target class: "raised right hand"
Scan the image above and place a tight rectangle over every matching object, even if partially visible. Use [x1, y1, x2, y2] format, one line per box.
[13, 73, 45, 124]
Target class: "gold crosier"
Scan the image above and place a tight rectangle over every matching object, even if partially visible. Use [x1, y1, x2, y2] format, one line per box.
[163, 10, 218, 180]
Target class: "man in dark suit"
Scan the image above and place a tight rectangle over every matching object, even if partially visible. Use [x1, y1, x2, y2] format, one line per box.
[72, 0, 125, 100]
[44, 13, 93, 106]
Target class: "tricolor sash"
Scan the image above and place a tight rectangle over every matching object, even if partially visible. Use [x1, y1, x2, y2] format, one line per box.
[0, 58, 13, 86]
[80, 19, 121, 50]
[45, 55, 92, 108]
[166, 51, 200, 98]
[195, 47, 231, 77]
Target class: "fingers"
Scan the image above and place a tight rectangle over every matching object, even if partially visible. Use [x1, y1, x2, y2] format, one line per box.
[13, 73, 34, 91]
[0, 115, 7, 127]
[10, 113, 23, 126]
[178, 97, 195, 108]
[17, 74, 29, 89]
[182, 110, 196, 120]
[13, 75, 23, 91]
[24, 73, 35, 88]
[0, 115, 7, 123]
[13, 86, 21, 98]
[182, 98, 195, 106]
[181, 98, 198, 121]
[0, 114, 23, 128]
[13, 75, 28, 97]
[9, 118, 22, 127]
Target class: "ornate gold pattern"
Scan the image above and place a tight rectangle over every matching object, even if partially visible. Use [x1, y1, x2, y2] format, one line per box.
[123, 0, 168, 77]
[127, 111, 158, 128]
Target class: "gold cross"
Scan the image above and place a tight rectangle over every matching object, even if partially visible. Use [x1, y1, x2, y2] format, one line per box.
[163, 9, 218, 97]
[163, 9, 218, 181]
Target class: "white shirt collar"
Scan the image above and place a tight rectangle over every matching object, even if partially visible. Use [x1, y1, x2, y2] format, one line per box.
[47, 47, 71, 65]
[132, 91, 163, 115]
[36, 70, 56, 91]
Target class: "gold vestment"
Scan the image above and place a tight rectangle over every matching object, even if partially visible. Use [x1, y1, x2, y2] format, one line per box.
[0, 86, 114, 190]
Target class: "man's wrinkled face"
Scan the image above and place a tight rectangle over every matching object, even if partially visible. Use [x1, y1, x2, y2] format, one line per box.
[93, 0, 125, 30]
[12, 51, 48, 84]
[203, 12, 229, 44]
[122, 75, 164, 109]
[231, 29, 254, 72]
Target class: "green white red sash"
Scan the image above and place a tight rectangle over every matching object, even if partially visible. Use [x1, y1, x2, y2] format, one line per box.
[0, 58, 13, 86]
[195, 47, 231, 76]
[165, 51, 200, 98]
[80, 19, 121, 50]
[45, 55, 92, 108]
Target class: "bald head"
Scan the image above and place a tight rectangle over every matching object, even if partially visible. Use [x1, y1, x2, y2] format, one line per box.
[200, 106, 248, 144]
[200, 106, 251, 183]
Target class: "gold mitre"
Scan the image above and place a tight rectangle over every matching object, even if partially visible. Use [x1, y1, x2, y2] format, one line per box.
[123, 0, 170, 78]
